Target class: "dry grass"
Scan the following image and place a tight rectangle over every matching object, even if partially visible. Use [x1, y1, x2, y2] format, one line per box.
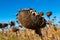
[0, 24, 60, 40]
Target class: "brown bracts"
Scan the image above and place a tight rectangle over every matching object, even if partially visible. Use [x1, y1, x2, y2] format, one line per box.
[11, 27, 19, 36]
[46, 11, 52, 19]
[9, 21, 15, 28]
[0, 23, 8, 32]
[16, 8, 46, 39]
[38, 12, 44, 16]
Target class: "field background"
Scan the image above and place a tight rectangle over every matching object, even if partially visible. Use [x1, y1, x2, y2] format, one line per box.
[0, 24, 60, 40]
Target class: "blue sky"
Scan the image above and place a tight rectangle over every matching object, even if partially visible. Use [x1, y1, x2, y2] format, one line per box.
[0, 0, 60, 24]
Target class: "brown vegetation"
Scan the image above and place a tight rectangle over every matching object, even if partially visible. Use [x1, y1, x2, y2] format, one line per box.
[46, 11, 52, 19]
[16, 8, 46, 38]
[0, 23, 8, 32]
[38, 12, 44, 16]
[9, 21, 15, 27]
[0, 8, 60, 40]
[0, 25, 60, 40]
